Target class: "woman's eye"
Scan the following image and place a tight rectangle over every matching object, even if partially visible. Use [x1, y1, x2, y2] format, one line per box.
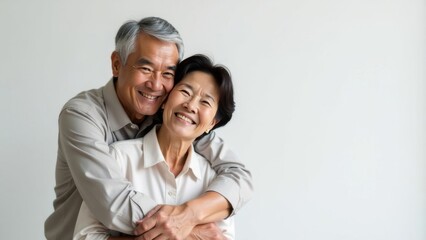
[202, 100, 212, 107]
[180, 89, 190, 96]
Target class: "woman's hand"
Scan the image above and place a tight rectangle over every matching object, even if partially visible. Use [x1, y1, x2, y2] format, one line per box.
[134, 204, 196, 240]
[134, 192, 230, 240]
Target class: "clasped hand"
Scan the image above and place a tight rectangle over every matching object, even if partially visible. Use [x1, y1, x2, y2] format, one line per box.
[133, 204, 226, 240]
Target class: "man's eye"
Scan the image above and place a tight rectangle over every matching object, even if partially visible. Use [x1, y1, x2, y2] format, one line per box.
[134, 66, 152, 74]
[140, 67, 152, 73]
[162, 72, 175, 80]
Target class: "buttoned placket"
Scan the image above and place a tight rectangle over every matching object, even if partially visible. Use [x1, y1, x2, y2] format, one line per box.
[163, 166, 178, 205]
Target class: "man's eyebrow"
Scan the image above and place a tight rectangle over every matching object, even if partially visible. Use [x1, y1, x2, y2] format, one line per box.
[135, 58, 152, 66]
[135, 58, 176, 71]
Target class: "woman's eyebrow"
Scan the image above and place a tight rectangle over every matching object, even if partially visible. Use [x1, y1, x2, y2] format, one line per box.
[204, 94, 216, 103]
[179, 83, 193, 90]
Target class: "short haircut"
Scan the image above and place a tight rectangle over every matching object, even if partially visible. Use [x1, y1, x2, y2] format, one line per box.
[115, 17, 184, 65]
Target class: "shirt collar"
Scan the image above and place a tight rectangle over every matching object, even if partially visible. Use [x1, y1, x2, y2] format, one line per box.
[103, 78, 132, 131]
[181, 145, 202, 180]
[143, 126, 165, 167]
[143, 125, 201, 180]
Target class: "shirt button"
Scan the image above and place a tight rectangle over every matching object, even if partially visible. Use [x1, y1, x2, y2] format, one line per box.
[131, 124, 137, 129]
[168, 191, 176, 198]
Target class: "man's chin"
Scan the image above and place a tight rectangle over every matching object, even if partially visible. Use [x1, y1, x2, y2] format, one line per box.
[138, 108, 161, 117]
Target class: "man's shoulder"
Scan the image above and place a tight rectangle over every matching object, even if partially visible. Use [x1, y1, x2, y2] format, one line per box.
[111, 138, 144, 150]
[192, 150, 214, 170]
[62, 86, 105, 114]
[110, 138, 144, 160]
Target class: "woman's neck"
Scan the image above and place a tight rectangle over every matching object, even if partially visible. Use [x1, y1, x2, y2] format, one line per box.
[157, 126, 193, 177]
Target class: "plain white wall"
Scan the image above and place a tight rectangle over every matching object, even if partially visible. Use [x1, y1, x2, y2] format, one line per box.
[1, 0, 425, 239]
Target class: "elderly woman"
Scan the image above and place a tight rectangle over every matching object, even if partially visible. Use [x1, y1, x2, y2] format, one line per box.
[73, 54, 236, 240]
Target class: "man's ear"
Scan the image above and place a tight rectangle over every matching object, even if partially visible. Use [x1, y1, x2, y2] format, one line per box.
[111, 51, 122, 77]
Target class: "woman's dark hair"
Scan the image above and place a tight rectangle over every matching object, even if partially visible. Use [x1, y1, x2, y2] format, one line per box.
[154, 54, 235, 137]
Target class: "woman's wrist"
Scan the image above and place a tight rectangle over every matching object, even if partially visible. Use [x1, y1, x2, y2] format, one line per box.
[185, 191, 231, 224]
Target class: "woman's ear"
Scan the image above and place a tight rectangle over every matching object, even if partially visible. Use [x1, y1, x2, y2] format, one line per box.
[111, 51, 122, 77]
[206, 118, 219, 133]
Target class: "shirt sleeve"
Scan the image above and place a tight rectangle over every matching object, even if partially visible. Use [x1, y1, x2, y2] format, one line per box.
[60, 108, 157, 234]
[73, 202, 110, 240]
[194, 131, 254, 216]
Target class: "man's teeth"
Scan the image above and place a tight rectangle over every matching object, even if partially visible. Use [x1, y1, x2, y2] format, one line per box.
[140, 92, 157, 100]
[176, 113, 194, 124]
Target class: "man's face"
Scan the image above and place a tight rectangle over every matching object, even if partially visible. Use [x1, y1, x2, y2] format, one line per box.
[112, 32, 179, 123]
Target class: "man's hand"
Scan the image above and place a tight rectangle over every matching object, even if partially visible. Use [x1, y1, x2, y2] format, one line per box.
[134, 204, 197, 240]
[188, 223, 227, 240]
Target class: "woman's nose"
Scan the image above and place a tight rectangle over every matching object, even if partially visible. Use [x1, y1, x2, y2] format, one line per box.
[184, 99, 197, 113]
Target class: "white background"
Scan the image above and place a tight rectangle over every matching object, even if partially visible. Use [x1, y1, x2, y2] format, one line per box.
[1, 0, 425, 239]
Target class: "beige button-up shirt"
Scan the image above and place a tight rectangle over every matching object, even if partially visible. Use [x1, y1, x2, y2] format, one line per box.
[45, 79, 252, 240]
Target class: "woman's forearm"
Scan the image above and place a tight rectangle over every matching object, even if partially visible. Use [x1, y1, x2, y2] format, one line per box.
[185, 191, 232, 224]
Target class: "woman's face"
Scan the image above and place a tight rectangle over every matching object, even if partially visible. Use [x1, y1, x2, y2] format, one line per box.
[162, 71, 219, 141]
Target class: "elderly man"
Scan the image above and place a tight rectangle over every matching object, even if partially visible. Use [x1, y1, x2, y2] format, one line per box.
[45, 16, 252, 240]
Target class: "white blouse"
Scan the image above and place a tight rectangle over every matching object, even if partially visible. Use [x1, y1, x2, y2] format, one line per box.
[73, 125, 234, 240]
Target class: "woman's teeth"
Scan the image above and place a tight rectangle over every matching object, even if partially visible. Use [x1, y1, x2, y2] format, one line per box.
[176, 113, 194, 124]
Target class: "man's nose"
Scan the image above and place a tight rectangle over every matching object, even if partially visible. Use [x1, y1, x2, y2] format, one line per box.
[146, 71, 162, 91]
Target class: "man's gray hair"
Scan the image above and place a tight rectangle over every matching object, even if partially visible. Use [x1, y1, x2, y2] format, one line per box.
[115, 17, 184, 64]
